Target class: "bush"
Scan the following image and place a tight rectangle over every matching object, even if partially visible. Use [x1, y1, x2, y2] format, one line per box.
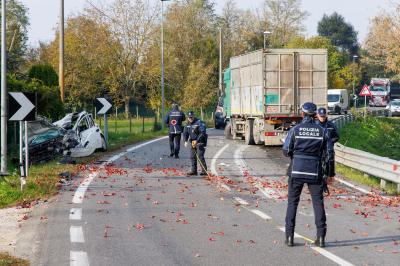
[28, 64, 59, 87]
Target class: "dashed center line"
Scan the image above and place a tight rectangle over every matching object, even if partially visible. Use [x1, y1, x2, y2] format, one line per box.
[69, 208, 82, 221]
[70, 251, 89, 266]
[250, 209, 272, 220]
[70, 226, 85, 243]
[233, 197, 249, 205]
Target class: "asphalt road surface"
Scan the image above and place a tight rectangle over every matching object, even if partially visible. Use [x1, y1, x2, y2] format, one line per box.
[30, 129, 400, 266]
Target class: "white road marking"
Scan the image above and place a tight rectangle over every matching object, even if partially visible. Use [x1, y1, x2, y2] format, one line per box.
[255, 184, 275, 199]
[335, 177, 389, 200]
[220, 184, 231, 191]
[210, 144, 231, 191]
[70, 226, 85, 243]
[250, 209, 271, 220]
[233, 145, 248, 170]
[69, 208, 82, 220]
[278, 227, 354, 266]
[210, 144, 230, 175]
[234, 197, 249, 205]
[70, 251, 89, 266]
[72, 173, 97, 204]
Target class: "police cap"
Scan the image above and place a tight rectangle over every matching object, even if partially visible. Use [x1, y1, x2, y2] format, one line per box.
[317, 107, 327, 117]
[187, 111, 195, 118]
[301, 102, 317, 115]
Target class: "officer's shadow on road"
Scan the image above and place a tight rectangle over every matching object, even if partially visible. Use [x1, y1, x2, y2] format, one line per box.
[327, 235, 400, 247]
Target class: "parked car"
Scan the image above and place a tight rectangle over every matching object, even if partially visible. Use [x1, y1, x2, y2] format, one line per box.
[54, 111, 107, 157]
[386, 99, 400, 117]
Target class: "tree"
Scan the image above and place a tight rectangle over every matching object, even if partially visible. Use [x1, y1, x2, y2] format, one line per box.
[0, 0, 29, 72]
[87, 0, 159, 117]
[364, 6, 400, 78]
[39, 16, 120, 110]
[317, 12, 358, 54]
[286, 36, 347, 88]
[28, 64, 58, 87]
[262, 0, 308, 48]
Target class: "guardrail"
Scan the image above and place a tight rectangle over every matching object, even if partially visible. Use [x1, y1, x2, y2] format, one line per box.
[330, 112, 400, 193]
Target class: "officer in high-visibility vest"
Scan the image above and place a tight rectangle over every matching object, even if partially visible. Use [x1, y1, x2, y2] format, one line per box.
[164, 102, 186, 159]
[282, 102, 335, 247]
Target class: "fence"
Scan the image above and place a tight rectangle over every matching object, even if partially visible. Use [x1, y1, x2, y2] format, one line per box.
[331, 112, 400, 192]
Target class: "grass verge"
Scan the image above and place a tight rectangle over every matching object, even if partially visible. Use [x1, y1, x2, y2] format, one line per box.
[339, 116, 400, 160]
[0, 252, 29, 266]
[336, 163, 399, 195]
[0, 128, 167, 209]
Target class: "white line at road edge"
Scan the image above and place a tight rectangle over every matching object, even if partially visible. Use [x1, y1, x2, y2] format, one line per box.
[235, 145, 354, 266]
[70, 136, 168, 266]
[335, 177, 390, 200]
[277, 227, 354, 266]
[70, 251, 89, 266]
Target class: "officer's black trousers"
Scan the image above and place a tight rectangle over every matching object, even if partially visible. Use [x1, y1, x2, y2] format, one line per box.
[169, 133, 181, 155]
[190, 144, 207, 173]
[285, 177, 327, 238]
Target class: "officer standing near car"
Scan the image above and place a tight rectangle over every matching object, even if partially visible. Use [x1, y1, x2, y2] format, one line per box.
[183, 111, 208, 176]
[282, 102, 335, 248]
[165, 102, 186, 159]
[316, 107, 340, 143]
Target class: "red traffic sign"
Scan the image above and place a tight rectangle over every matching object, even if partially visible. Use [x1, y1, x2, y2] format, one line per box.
[359, 85, 372, 97]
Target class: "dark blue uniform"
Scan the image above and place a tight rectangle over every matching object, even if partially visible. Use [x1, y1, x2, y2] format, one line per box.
[183, 118, 208, 174]
[316, 119, 339, 144]
[165, 107, 186, 157]
[283, 116, 334, 240]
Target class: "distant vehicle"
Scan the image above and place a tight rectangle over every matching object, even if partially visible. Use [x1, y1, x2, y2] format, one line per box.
[223, 49, 328, 146]
[386, 99, 400, 116]
[327, 89, 349, 114]
[369, 78, 390, 107]
[214, 97, 226, 129]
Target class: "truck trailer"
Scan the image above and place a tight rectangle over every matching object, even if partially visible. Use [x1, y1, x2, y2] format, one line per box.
[223, 49, 328, 146]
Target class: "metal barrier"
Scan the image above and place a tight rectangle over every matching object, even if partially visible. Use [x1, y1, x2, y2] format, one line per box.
[335, 143, 400, 192]
[330, 111, 400, 193]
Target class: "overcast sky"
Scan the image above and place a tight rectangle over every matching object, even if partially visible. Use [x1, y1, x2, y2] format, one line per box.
[21, 0, 393, 47]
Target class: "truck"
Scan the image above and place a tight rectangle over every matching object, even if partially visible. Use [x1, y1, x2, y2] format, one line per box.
[327, 89, 349, 114]
[369, 78, 390, 107]
[222, 49, 328, 146]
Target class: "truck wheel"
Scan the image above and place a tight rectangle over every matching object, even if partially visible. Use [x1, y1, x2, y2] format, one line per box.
[244, 120, 255, 145]
[224, 122, 233, 139]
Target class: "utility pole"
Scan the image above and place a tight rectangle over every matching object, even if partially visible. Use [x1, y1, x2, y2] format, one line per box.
[59, 0, 65, 102]
[219, 28, 222, 96]
[1, 0, 8, 174]
[161, 0, 169, 129]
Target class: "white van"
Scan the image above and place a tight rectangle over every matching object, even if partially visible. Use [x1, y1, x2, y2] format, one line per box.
[327, 89, 349, 114]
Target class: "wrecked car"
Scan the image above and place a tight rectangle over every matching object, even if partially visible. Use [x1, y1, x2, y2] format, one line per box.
[27, 116, 66, 163]
[54, 111, 107, 158]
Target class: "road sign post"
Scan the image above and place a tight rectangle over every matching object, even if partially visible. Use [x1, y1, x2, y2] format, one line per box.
[95, 98, 112, 144]
[8, 92, 36, 189]
[359, 84, 372, 119]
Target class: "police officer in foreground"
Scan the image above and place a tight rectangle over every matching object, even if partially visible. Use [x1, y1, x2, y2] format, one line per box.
[165, 102, 186, 159]
[183, 111, 208, 176]
[316, 107, 340, 143]
[282, 102, 335, 248]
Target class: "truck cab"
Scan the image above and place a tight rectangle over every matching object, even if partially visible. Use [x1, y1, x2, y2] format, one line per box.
[327, 89, 349, 114]
[369, 78, 390, 107]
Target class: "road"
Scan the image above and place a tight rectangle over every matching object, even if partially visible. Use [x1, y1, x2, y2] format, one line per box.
[29, 129, 399, 266]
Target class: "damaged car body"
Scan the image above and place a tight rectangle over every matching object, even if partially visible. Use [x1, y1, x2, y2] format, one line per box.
[27, 111, 107, 163]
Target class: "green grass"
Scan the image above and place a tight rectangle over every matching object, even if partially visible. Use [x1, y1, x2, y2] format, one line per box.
[336, 163, 399, 195]
[0, 252, 29, 266]
[0, 121, 167, 208]
[339, 117, 400, 160]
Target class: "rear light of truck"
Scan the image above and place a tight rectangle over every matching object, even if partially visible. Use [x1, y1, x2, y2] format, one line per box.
[265, 132, 277, 136]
